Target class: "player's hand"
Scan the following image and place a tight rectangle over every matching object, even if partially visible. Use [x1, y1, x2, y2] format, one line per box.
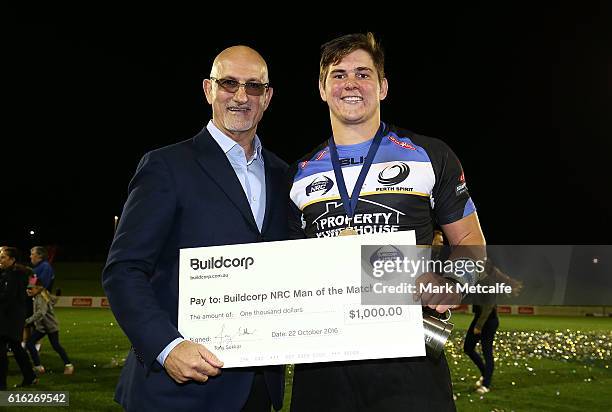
[415, 272, 461, 314]
[164, 340, 223, 384]
[473, 327, 482, 335]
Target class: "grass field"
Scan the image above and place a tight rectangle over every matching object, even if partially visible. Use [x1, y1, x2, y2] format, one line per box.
[52, 262, 106, 296]
[5, 309, 611, 411]
[443, 314, 611, 411]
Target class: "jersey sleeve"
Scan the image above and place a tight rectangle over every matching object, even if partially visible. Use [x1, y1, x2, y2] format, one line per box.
[429, 141, 476, 225]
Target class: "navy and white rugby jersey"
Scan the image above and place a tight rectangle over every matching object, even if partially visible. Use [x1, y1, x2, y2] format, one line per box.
[288, 123, 476, 244]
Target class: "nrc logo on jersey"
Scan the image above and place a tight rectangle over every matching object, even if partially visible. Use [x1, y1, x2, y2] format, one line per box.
[305, 176, 334, 196]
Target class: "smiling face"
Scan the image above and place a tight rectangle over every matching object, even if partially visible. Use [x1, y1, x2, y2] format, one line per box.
[203, 46, 273, 142]
[319, 49, 388, 127]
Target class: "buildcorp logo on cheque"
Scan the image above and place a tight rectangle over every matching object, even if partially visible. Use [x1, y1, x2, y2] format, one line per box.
[190, 256, 255, 270]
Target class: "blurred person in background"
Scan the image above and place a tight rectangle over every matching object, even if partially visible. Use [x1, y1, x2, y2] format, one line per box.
[463, 304, 498, 394]
[463, 258, 522, 395]
[24, 278, 74, 375]
[30, 246, 55, 291]
[0, 247, 37, 389]
[26, 246, 55, 353]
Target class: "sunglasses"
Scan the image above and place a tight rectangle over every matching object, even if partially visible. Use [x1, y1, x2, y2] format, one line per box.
[210, 77, 269, 96]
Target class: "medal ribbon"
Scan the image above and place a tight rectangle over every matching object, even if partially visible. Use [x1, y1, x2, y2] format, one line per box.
[328, 122, 386, 222]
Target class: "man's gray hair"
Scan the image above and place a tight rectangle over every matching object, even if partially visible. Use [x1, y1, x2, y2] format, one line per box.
[31, 246, 48, 260]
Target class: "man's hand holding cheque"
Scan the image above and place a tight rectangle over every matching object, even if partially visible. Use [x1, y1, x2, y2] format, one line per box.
[164, 340, 223, 384]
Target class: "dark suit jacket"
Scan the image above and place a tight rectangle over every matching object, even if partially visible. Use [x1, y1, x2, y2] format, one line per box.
[0, 265, 30, 341]
[102, 128, 288, 412]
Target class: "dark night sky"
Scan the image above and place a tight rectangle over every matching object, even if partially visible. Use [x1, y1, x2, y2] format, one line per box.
[4, 4, 612, 260]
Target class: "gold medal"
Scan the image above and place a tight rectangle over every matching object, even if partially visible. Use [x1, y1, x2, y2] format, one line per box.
[339, 227, 358, 236]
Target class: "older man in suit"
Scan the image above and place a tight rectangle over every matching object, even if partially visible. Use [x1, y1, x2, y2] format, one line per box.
[103, 45, 287, 412]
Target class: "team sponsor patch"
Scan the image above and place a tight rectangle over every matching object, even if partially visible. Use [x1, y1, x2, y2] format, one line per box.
[340, 156, 365, 166]
[455, 171, 467, 196]
[377, 162, 410, 186]
[455, 183, 467, 196]
[455, 170, 467, 196]
[300, 148, 329, 169]
[305, 175, 334, 196]
[316, 149, 329, 160]
[388, 135, 416, 150]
